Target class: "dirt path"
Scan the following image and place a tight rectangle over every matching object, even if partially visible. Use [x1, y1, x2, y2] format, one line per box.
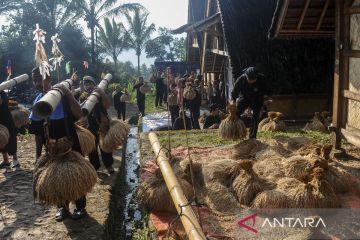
[0, 104, 138, 240]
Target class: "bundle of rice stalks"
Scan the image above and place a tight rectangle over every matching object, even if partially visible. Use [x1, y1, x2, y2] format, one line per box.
[139, 83, 151, 94]
[76, 116, 89, 128]
[11, 108, 30, 128]
[296, 144, 332, 159]
[202, 158, 239, 185]
[253, 156, 285, 181]
[204, 181, 240, 213]
[34, 140, 97, 205]
[232, 160, 272, 206]
[276, 177, 312, 208]
[0, 124, 10, 149]
[283, 217, 330, 240]
[178, 159, 203, 184]
[167, 93, 178, 106]
[272, 136, 313, 152]
[218, 104, 247, 141]
[303, 112, 327, 132]
[232, 138, 264, 159]
[99, 119, 131, 153]
[75, 124, 96, 156]
[283, 155, 314, 179]
[120, 91, 131, 102]
[259, 112, 286, 132]
[321, 111, 332, 129]
[198, 113, 207, 124]
[252, 189, 289, 208]
[136, 168, 194, 213]
[183, 85, 197, 100]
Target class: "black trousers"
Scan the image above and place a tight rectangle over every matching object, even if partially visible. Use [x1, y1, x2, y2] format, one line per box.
[237, 99, 261, 139]
[190, 108, 201, 129]
[169, 105, 180, 126]
[163, 87, 168, 102]
[89, 137, 114, 170]
[137, 98, 145, 116]
[155, 90, 163, 107]
[116, 103, 126, 121]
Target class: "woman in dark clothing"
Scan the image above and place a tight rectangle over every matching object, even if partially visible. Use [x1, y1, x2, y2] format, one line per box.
[203, 104, 221, 129]
[133, 77, 146, 116]
[188, 86, 201, 129]
[173, 111, 192, 130]
[113, 87, 126, 121]
[0, 91, 19, 169]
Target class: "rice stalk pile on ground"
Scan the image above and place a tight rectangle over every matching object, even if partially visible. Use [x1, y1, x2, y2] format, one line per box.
[33, 138, 98, 206]
[304, 112, 327, 132]
[218, 104, 247, 140]
[100, 119, 131, 153]
[259, 112, 286, 132]
[11, 107, 30, 128]
[0, 124, 9, 148]
[136, 168, 194, 213]
[75, 124, 96, 156]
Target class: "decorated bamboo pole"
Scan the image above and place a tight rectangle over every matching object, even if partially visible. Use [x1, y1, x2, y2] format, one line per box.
[0, 74, 29, 92]
[81, 73, 112, 115]
[32, 79, 73, 119]
[148, 132, 206, 240]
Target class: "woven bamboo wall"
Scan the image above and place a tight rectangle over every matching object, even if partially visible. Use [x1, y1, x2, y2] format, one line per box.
[348, 100, 360, 129]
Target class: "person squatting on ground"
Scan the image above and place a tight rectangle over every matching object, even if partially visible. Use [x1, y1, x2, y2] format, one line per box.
[80, 76, 114, 174]
[173, 110, 192, 130]
[113, 86, 126, 121]
[133, 77, 146, 117]
[30, 73, 87, 221]
[0, 87, 19, 169]
[231, 67, 271, 139]
[204, 104, 222, 129]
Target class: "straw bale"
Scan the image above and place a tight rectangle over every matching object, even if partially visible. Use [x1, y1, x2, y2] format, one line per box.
[272, 136, 313, 152]
[276, 177, 312, 208]
[11, 108, 30, 128]
[253, 156, 285, 181]
[202, 158, 240, 185]
[303, 112, 327, 132]
[100, 119, 131, 153]
[258, 117, 271, 131]
[232, 160, 272, 206]
[252, 189, 289, 208]
[204, 181, 239, 213]
[34, 151, 98, 206]
[283, 156, 314, 179]
[259, 113, 286, 132]
[232, 139, 265, 159]
[0, 124, 10, 149]
[75, 124, 96, 156]
[136, 169, 194, 213]
[219, 104, 247, 141]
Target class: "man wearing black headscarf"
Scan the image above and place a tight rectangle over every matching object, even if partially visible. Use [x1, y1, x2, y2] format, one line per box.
[231, 67, 271, 139]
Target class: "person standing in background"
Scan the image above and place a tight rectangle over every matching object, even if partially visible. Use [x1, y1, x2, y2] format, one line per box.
[113, 86, 126, 121]
[155, 70, 164, 107]
[133, 77, 146, 117]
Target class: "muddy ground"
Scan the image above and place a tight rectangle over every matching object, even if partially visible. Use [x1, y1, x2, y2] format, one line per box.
[0, 104, 139, 240]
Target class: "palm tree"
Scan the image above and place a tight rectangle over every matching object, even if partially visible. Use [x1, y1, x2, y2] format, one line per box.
[73, 0, 140, 63]
[124, 8, 155, 74]
[0, 0, 21, 14]
[97, 17, 129, 68]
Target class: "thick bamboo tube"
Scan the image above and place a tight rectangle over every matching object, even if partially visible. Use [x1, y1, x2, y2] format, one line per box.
[0, 74, 29, 92]
[32, 79, 73, 119]
[81, 73, 112, 115]
[148, 132, 206, 240]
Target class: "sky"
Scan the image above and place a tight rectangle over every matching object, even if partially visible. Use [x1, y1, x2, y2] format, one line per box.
[0, 0, 189, 67]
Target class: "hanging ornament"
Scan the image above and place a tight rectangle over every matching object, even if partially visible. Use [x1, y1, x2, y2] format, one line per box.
[33, 24, 51, 80]
[49, 33, 64, 72]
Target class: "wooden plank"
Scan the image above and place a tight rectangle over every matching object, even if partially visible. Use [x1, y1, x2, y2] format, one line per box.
[297, 0, 311, 30]
[343, 50, 360, 57]
[317, 0, 331, 30]
[279, 30, 334, 34]
[274, 0, 290, 38]
[344, 6, 360, 15]
[341, 128, 360, 148]
[343, 90, 360, 102]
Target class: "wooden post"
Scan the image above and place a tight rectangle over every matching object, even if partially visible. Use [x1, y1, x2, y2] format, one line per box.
[148, 132, 206, 240]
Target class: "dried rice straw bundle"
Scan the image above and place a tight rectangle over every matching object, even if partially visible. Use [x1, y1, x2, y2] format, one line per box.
[202, 158, 240, 185]
[258, 111, 276, 130]
[198, 113, 207, 124]
[232, 160, 272, 206]
[253, 156, 285, 181]
[232, 138, 264, 159]
[303, 112, 327, 132]
[276, 177, 312, 208]
[139, 82, 151, 94]
[11, 108, 30, 128]
[218, 104, 247, 141]
[34, 138, 97, 206]
[259, 112, 286, 132]
[0, 124, 10, 149]
[283, 155, 314, 179]
[183, 84, 197, 100]
[283, 217, 330, 240]
[136, 168, 194, 213]
[204, 181, 240, 213]
[321, 111, 332, 129]
[167, 93, 178, 106]
[252, 189, 289, 208]
[99, 119, 131, 153]
[75, 124, 96, 156]
[120, 90, 131, 102]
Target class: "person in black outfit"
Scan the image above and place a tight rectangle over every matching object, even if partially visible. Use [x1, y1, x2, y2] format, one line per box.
[188, 82, 201, 129]
[173, 111, 192, 130]
[0, 91, 18, 169]
[231, 67, 271, 139]
[113, 87, 126, 120]
[155, 70, 165, 107]
[30, 73, 87, 221]
[81, 76, 114, 174]
[203, 104, 221, 129]
[168, 89, 180, 126]
[133, 77, 146, 116]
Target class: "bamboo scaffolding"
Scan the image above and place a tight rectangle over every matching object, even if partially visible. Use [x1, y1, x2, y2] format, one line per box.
[148, 132, 206, 240]
[0, 74, 29, 92]
[81, 73, 112, 115]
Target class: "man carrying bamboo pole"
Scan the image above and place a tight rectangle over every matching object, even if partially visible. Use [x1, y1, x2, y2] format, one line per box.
[80, 76, 114, 174]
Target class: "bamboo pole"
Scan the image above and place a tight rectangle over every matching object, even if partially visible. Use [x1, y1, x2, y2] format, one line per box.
[81, 73, 112, 115]
[148, 132, 206, 240]
[0, 74, 29, 92]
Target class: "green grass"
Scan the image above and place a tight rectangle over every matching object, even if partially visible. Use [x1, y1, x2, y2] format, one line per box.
[143, 91, 167, 114]
[155, 129, 331, 149]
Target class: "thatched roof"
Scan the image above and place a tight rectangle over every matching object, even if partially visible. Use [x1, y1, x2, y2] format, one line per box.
[268, 0, 335, 39]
